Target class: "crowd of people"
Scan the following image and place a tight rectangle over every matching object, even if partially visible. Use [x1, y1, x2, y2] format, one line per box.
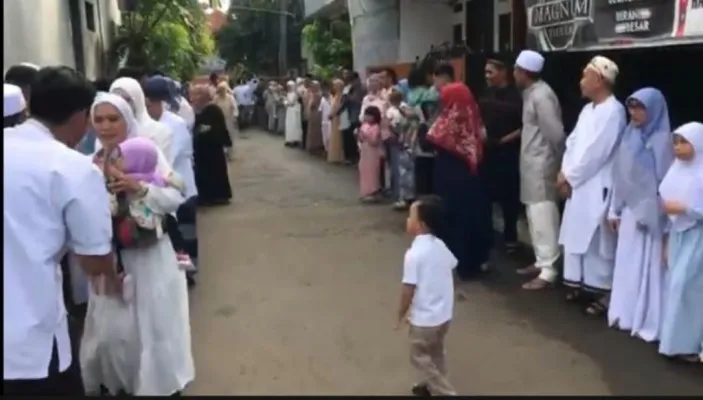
[261, 52, 701, 393]
[3, 50, 702, 397]
[3, 63, 240, 395]
[206, 52, 703, 395]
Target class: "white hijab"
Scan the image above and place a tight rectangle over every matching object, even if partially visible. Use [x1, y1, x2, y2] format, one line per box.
[91, 93, 139, 139]
[109, 77, 174, 172]
[659, 122, 703, 232]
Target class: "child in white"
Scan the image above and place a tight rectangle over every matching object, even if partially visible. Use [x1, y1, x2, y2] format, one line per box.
[397, 195, 458, 396]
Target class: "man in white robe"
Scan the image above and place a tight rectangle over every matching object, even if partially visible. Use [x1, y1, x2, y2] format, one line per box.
[513, 50, 565, 290]
[558, 56, 626, 314]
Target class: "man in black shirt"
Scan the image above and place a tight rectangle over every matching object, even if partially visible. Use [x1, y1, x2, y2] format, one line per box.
[480, 57, 523, 253]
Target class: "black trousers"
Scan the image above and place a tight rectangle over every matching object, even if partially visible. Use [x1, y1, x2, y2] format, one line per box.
[484, 146, 521, 244]
[342, 127, 359, 162]
[301, 120, 308, 149]
[3, 339, 85, 395]
[414, 156, 435, 196]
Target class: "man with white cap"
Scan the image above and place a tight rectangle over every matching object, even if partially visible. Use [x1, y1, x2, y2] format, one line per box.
[4, 83, 27, 128]
[512, 50, 566, 290]
[4, 62, 40, 106]
[559, 55, 626, 315]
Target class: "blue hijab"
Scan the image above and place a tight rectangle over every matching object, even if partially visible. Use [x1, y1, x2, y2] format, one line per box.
[144, 76, 180, 111]
[614, 87, 674, 229]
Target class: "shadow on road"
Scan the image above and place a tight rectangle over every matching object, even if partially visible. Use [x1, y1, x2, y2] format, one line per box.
[477, 242, 702, 396]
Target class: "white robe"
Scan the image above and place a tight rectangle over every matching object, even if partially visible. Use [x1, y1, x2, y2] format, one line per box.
[560, 96, 626, 291]
[284, 91, 303, 143]
[80, 182, 194, 396]
[319, 96, 332, 151]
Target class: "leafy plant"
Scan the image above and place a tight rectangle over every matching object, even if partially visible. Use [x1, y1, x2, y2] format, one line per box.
[110, 0, 215, 80]
[215, 0, 304, 76]
[301, 18, 352, 79]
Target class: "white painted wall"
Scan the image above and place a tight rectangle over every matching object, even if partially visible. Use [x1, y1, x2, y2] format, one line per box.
[3, 0, 121, 79]
[348, 0, 400, 78]
[398, 0, 456, 63]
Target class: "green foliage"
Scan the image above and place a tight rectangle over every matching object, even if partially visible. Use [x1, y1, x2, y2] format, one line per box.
[110, 0, 215, 80]
[216, 0, 304, 75]
[302, 19, 352, 80]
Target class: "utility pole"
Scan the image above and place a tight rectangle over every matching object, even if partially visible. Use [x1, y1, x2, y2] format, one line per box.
[278, 0, 288, 76]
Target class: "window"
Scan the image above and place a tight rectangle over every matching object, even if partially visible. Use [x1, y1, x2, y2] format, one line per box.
[85, 1, 96, 32]
[453, 1, 463, 13]
[453, 24, 463, 45]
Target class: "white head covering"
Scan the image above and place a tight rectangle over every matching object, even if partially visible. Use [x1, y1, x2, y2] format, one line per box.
[90, 92, 139, 140]
[109, 77, 151, 124]
[3, 84, 26, 117]
[296, 77, 304, 85]
[515, 50, 545, 73]
[287, 80, 296, 91]
[585, 55, 619, 84]
[659, 122, 703, 232]
[108, 77, 174, 175]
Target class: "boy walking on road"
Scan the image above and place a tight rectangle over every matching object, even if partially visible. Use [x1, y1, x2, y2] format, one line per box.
[396, 195, 458, 396]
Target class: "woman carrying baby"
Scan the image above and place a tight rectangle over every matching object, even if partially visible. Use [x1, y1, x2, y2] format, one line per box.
[80, 93, 194, 396]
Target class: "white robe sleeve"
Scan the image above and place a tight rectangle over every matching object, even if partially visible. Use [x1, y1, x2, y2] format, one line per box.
[563, 103, 624, 189]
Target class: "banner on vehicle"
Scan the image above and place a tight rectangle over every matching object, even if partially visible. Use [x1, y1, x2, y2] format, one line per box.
[524, 0, 703, 51]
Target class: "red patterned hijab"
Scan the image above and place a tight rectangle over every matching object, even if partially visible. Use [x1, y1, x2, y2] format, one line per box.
[428, 82, 485, 173]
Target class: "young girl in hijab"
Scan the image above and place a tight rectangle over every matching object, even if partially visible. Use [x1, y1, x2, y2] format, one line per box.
[658, 121, 703, 363]
[109, 137, 169, 232]
[608, 88, 673, 342]
[358, 106, 384, 201]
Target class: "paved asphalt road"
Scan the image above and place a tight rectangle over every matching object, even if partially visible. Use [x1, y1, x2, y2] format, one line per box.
[185, 129, 702, 396]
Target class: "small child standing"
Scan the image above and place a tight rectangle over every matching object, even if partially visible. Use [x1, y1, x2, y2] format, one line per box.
[658, 122, 703, 364]
[358, 106, 384, 202]
[396, 195, 458, 396]
[386, 89, 410, 210]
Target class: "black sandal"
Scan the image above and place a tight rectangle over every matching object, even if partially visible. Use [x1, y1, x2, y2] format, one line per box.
[565, 289, 581, 302]
[585, 300, 608, 317]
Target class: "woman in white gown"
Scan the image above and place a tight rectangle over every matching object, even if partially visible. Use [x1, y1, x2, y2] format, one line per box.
[284, 80, 303, 147]
[80, 93, 194, 396]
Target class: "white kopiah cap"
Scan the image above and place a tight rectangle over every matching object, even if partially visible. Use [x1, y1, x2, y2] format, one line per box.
[3, 83, 26, 117]
[515, 50, 545, 73]
[585, 55, 619, 84]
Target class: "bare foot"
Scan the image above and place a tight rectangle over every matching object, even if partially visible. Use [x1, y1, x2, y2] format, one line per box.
[517, 265, 540, 276]
[522, 277, 552, 290]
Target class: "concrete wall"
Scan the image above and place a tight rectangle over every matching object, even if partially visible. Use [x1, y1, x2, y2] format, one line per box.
[398, 0, 458, 63]
[3, 0, 121, 80]
[347, 0, 400, 78]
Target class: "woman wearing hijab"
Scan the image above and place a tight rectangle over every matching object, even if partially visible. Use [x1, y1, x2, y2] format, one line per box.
[327, 79, 346, 163]
[190, 84, 233, 206]
[284, 81, 303, 147]
[658, 122, 703, 363]
[109, 77, 175, 167]
[305, 81, 325, 154]
[214, 81, 238, 160]
[81, 93, 194, 396]
[608, 88, 673, 342]
[428, 82, 493, 281]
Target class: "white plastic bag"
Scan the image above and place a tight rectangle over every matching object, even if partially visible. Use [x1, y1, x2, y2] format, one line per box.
[80, 277, 139, 395]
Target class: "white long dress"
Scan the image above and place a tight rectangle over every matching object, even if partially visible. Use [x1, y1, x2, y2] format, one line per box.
[80, 179, 194, 396]
[284, 91, 303, 144]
